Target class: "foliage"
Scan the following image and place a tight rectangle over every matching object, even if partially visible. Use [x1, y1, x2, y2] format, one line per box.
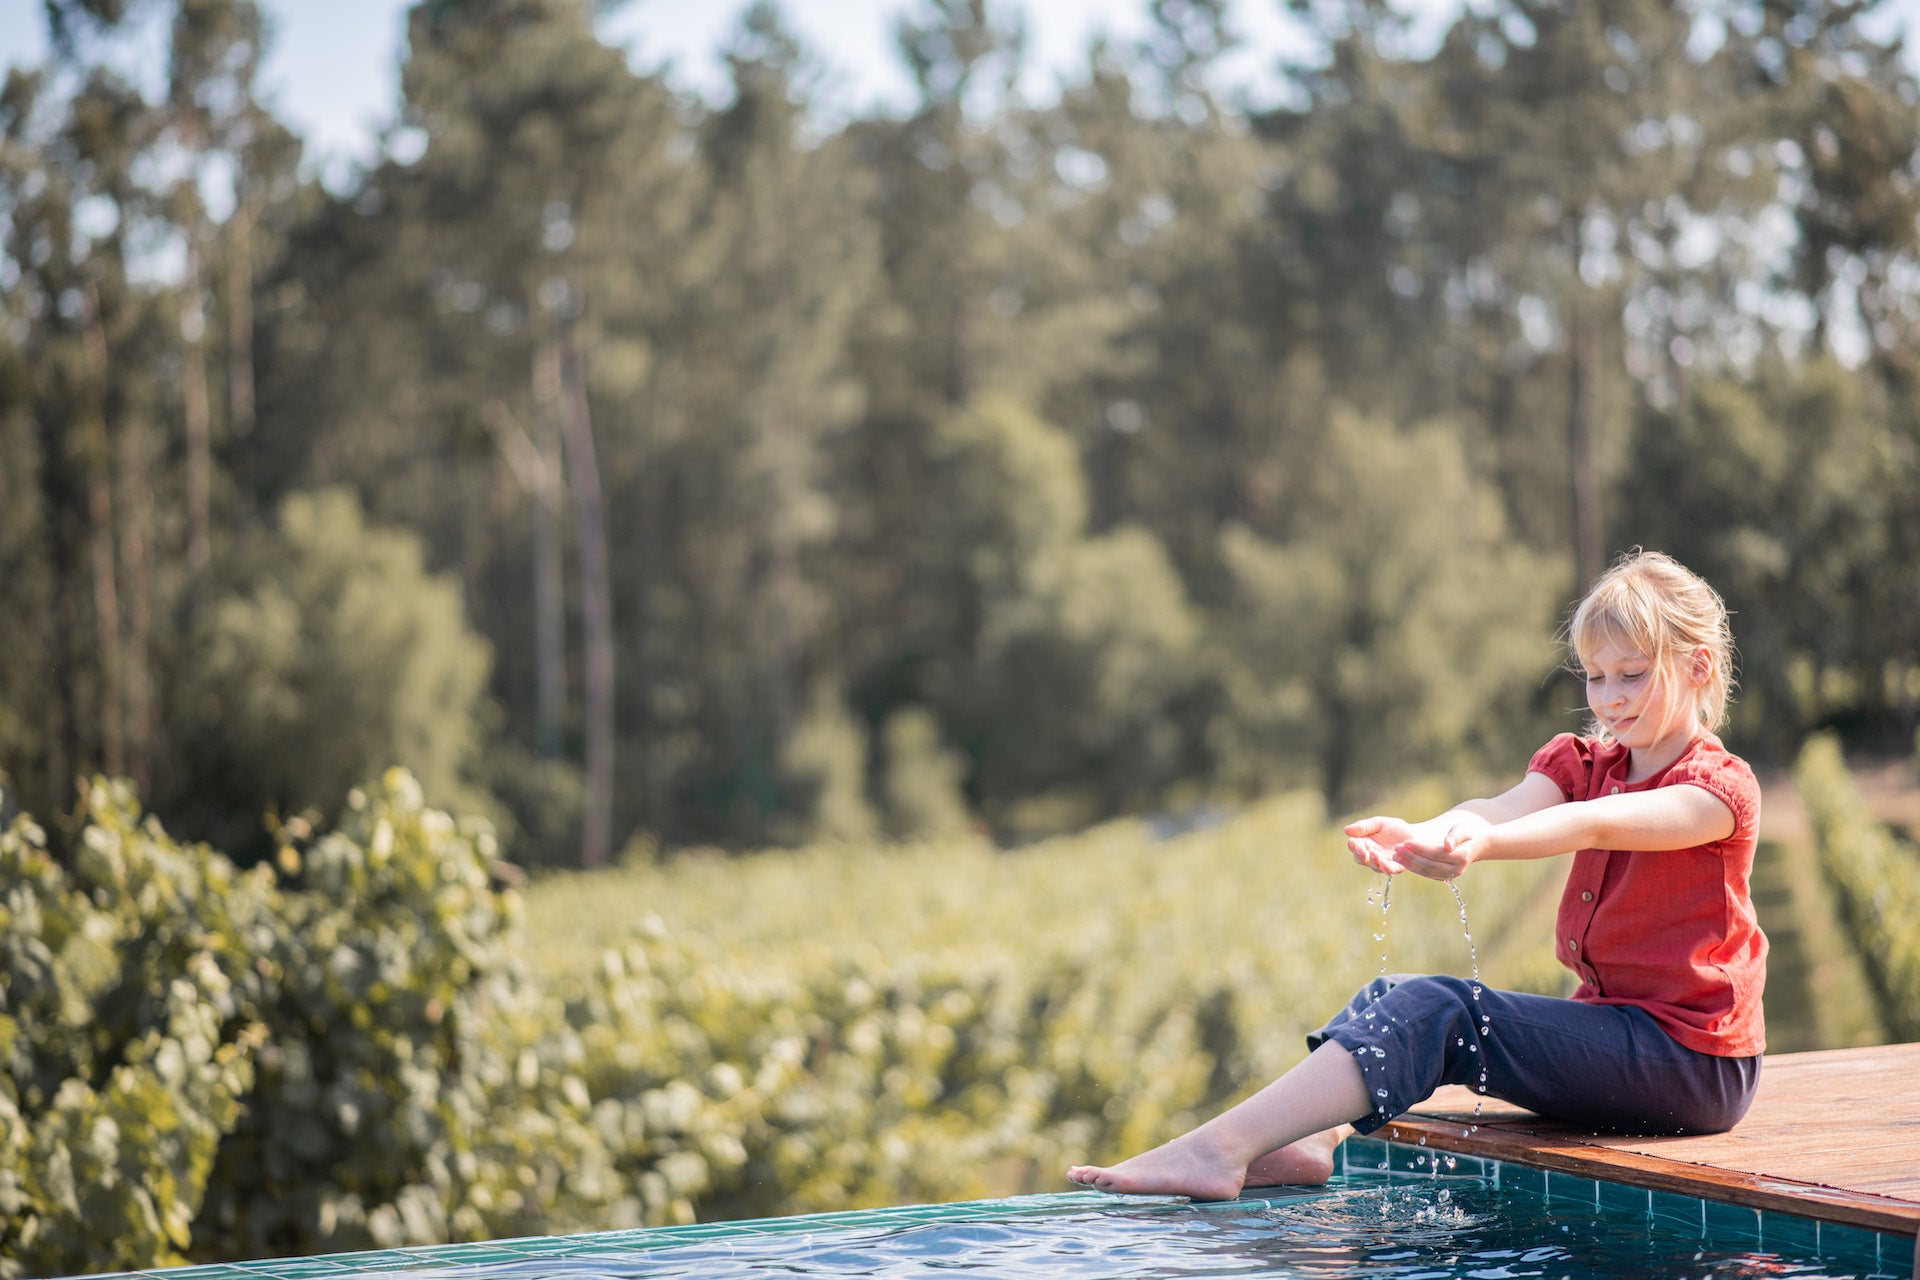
[879, 706, 971, 839]
[527, 779, 1569, 1218]
[163, 490, 495, 856]
[0, 779, 268, 1276]
[776, 684, 879, 845]
[1793, 733, 1920, 1039]
[4, 0, 1919, 1264]
[1, 772, 633, 1273]
[914, 395, 1205, 822]
[1217, 411, 1569, 807]
[197, 768, 620, 1257]
[1622, 361, 1919, 753]
[5, 0, 1919, 856]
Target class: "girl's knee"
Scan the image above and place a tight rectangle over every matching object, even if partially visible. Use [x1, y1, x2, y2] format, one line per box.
[1384, 973, 1482, 1011]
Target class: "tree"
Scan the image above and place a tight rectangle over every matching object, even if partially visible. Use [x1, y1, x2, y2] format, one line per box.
[1018, 0, 1316, 595]
[912, 395, 1203, 823]
[251, 0, 689, 861]
[163, 490, 493, 856]
[612, 5, 881, 844]
[0, 0, 300, 824]
[1262, 0, 1785, 582]
[1621, 357, 1916, 752]
[1219, 408, 1566, 808]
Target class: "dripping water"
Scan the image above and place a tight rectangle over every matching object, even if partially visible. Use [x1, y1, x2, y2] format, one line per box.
[1447, 881, 1490, 1137]
[1367, 875, 1394, 980]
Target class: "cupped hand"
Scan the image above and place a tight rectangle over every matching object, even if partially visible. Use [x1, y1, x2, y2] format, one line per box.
[1343, 816, 1410, 875]
[1392, 812, 1492, 881]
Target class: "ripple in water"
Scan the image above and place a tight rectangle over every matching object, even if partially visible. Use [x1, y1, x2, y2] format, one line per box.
[355, 1180, 1899, 1280]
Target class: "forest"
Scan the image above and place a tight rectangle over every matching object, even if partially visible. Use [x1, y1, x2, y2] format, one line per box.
[3, 0, 1918, 865]
[4, 0, 1920, 1270]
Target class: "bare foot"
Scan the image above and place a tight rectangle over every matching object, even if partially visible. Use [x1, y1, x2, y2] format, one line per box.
[1066, 1135, 1246, 1201]
[1242, 1126, 1346, 1188]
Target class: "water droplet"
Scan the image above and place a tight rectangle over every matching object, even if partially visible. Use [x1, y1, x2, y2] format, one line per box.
[1443, 1156, 1457, 1170]
[1376, 1088, 1389, 1099]
[1447, 881, 1492, 1137]
[1371, 1046, 1386, 1057]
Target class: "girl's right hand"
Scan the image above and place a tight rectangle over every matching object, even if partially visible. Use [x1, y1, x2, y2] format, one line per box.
[1344, 816, 1410, 874]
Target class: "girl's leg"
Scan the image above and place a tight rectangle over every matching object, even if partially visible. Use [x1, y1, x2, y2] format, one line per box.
[1065, 1040, 1372, 1199]
[1069, 975, 1759, 1201]
[1243, 1124, 1350, 1188]
[1315, 975, 1759, 1137]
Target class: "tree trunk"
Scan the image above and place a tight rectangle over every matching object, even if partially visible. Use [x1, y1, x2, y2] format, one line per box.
[560, 316, 615, 867]
[540, 303, 615, 868]
[1568, 302, 1602, 591]
[117, 408, 156, 794]
[487, 403, 567, 761]
[182, 234, 213, 572]
[225, 199, 255, 439]
[532, 409, 566, 761]
[81, 295, 125, 779]
[35, 417, 81, 813]
[1564, 207, 1603, 591]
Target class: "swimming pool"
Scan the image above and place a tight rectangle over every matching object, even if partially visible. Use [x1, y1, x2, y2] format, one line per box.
[85, 1138, 1916, 1280]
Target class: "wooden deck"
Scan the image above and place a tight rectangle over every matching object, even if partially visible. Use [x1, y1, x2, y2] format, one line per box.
[1383, 1042, 1920, 1268]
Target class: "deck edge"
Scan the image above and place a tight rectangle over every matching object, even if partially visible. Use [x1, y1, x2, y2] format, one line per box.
[1381, 1114, 1920, 1240]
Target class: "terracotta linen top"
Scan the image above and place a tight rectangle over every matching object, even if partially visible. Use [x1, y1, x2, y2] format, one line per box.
[1527, 731, 1767, 1058]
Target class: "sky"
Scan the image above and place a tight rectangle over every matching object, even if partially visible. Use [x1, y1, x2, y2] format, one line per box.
[0, 0, 1383, 186]
[0, 0, 1913, 192]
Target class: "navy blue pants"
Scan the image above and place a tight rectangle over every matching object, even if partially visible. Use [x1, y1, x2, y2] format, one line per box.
[1309, 975, 1760, 1137]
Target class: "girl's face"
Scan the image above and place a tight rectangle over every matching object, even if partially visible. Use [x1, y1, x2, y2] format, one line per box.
[1583, 640, 1700, 760]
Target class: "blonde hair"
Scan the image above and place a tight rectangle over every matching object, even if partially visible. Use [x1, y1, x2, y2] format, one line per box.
[1567, 549, 1737, 733]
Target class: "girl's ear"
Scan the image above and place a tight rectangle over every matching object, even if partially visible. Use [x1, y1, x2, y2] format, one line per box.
[1688, 645, 1712, 688]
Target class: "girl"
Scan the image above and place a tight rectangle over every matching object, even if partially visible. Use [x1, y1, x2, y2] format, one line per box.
[1069, 550, 1765, 1200]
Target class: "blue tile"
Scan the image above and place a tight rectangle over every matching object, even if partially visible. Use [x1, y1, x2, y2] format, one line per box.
[1597, 1178, 1651, 1216]
[1496, 1162, 1547, 1197]
[1436, 1152, 1487, 1178]
[1805, 1219, 1880, 1260]
[1647, 1189, 1705, 1236]
[1344, 1136, 1390, 1174]
[1545, 1169, 1599, 1204]
[1340, 1136, 1390, 1171]
[1758, 1209, 1821, 1256]
[1389, 1140, 1441, 1174]
[1875, 1230, 1918, 1278]
[1701, 1197, 1763, 1245]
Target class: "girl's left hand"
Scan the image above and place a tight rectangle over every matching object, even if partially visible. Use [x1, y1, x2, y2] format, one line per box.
[1343, 816, 1410, 874]
[1394, 812, 1492, 881]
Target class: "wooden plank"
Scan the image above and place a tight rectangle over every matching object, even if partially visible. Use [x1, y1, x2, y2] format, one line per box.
[1381, 1042, 1920, 1241]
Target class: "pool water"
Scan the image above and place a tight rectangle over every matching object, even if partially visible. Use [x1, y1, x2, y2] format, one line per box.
[95, 1139, 1915, 1280]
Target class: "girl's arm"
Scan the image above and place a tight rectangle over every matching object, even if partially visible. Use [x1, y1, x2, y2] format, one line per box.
[1446, 773, 1569, 827]
[1389, 783, 1736, 882]
[1345, 773, 1565, 874]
